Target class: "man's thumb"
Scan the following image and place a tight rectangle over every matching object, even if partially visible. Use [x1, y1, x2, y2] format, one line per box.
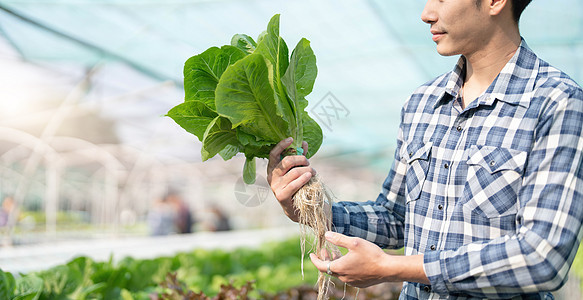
[325, 231, 359, 249]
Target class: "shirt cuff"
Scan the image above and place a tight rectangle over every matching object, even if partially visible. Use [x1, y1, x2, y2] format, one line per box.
[423, 249, 449, 296]
[331, 203, 349, 235]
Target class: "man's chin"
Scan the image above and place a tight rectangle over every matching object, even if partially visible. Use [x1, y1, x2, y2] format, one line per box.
[435, 45, 458, 57]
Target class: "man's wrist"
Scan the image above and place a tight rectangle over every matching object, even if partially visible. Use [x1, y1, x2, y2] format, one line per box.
[381, 254, 430, 284]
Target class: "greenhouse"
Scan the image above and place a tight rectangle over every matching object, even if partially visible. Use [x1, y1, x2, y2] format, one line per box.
[1, 0, 582, 298]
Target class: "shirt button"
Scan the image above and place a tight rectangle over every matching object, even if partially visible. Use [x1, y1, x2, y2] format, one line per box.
[430, 245, 436, 251]
[489, 160, 496, 166]
[438, 204, 443, 210]
[456, 125, 462, 132]
[424, 286, 431, 292]
[444, 163, 449, 169]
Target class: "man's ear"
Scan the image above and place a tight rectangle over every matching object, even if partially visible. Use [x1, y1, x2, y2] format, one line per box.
[488, 0, 509, 16]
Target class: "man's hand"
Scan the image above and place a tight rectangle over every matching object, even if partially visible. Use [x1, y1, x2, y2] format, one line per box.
[310, 232, 430, 288]
[267, 137, 315, 222]
[310, 232, 391, 288]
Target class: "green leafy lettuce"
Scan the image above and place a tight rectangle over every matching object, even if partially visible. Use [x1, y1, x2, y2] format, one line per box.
[167, 14, 322, 184]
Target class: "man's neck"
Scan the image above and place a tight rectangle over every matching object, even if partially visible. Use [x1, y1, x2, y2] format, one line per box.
[461, 30, 521, 109]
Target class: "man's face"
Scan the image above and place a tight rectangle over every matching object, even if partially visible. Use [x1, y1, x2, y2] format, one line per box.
[421, 0, 491, 57]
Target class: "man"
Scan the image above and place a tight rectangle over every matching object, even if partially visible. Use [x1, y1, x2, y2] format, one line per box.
[267, 0, 583, 299]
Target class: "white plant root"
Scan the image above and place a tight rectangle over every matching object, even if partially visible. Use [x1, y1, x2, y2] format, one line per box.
[293, 175, 341, 300]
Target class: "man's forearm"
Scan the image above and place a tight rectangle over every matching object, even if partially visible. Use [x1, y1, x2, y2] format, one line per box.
[381, 254, 430, 284]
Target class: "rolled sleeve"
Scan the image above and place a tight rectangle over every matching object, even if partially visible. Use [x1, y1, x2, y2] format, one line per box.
[331, 202, 350, 236]
[423, 250, 449, 296]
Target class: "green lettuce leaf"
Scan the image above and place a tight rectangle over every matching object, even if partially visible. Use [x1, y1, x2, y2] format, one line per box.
[215, 53, 290, 142]
[166, 101, 217, 142]
[184, 45, 247, 109]
[242, 143, 273, 159]
[243, 157, 256, 184]
[0, 269, 15, 300]
[254, 15, 289, 80]
[14, 274, 43, 300]
[236, 129, 268, 147]
[201, 117, 239, 161]
[282, 38, 317, 112]
[231, 34, 257, 54]
[219, 144, 241, 160]
[301, 112, 322, 159]
[254, 14, 296, 140]
[281, 37, 318, 150]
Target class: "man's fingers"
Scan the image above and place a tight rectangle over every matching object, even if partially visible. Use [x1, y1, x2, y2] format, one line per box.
[302, 141, 308, 156]
[309, 253, 328, 274]
[325, 231, 359, 249]
[310, 253, 343, 276]
[320, 248, 342, 261]
[282, 166, 312, 181]
[279, 172, 312, 196]
[267, 138, 293, 184]
[331, 248, 343, 260]
[320, 248, 331, 261]
[279, 155, 310, 174]
[269, 137, 293, 165]
[267, 137, 294, 173]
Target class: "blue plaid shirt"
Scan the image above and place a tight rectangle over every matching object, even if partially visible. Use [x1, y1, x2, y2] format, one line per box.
[332, 40, 583, 299]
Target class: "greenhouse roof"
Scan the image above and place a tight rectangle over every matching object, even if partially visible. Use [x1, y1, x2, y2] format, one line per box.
[0, 0, 582, 166]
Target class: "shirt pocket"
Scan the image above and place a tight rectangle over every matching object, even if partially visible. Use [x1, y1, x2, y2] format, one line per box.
[461, 145, 527, 218]
[404, 141, 433, 202]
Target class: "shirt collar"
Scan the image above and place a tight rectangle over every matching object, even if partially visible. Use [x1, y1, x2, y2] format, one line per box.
[434, 38, 539, 110]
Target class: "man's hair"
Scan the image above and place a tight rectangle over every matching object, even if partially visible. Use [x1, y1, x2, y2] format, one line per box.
[510, 0, 532, 22]
[475, 0, 532, 23]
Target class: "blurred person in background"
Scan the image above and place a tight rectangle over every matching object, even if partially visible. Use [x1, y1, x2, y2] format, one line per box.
[0, 196, 19, 227]
[268, 0, 583, 298]
[166, 192, 194, 234]
[207, 205, 231, 232]
[147, 194, 176, 236]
